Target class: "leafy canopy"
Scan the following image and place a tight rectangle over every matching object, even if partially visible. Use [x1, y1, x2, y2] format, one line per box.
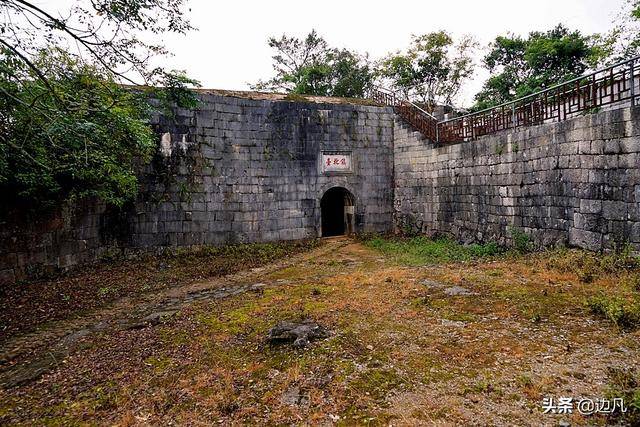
[253, 30, 373, 98]
[473, 25, 607, 110]
[377, 31, 477, 113]
[0, 0, 197, 209]
[606, 0, 640, 61]
[0, 50, 155, 207]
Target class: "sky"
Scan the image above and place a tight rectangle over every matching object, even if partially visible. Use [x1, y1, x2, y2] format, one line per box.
[156, 0, 627, 106]
[46, 0, 629, 107]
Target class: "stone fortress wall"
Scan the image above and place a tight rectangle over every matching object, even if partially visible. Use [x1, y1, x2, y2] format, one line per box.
[394, 106, 640, 251]
[0, 92, 395, 283]
[2, 91, 639, 283]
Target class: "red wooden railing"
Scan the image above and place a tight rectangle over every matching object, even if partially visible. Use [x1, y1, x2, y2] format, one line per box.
[370, 86, 438, 141]
[370, 56, 640, 144]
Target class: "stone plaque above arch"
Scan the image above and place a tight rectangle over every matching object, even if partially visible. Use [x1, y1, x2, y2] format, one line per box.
[320, 150, 353, 174]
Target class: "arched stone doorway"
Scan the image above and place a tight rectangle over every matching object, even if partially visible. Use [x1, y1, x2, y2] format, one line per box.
[320, 187, 355, 237]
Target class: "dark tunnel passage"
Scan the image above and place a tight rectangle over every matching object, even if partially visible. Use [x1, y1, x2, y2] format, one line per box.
[320, 187, 354, 237]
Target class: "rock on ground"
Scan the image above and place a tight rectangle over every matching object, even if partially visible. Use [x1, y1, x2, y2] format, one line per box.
[267, 320, 330, 348]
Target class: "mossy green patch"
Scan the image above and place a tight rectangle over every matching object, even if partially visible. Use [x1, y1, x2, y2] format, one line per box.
[364, 235, 503, 266]
[586, 294, 640, 330]
[145, 356, 174, 374]
[349, 367, 404, 401]
[493, 285, 574, 320]
[266, 266, 308, 281]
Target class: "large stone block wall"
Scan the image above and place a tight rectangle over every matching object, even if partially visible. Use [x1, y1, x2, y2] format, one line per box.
[394, 106, 640, 251]
[136, 93, 395, 247]
[0, 93, 395, 283]
[4, 93, 640, 285]
[0, 201, 122, 283]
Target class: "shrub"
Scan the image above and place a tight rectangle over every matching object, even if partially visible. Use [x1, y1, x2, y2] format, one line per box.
[469, 241, 502, 257]
[586, 295, 640, 330]
[628, 273, 640, 292]
[509, 227, 533, 253]
[0, 50, 199, 211]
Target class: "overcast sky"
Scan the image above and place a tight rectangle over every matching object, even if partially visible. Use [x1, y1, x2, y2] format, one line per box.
[47, 0, 629, 107]
[155, 0, 626, 106]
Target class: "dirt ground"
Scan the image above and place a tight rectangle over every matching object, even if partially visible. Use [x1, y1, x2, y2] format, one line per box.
[1, 237, 639, 426]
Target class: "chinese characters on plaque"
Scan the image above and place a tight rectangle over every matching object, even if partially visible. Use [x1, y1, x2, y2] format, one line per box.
[321, 153, 351, 173]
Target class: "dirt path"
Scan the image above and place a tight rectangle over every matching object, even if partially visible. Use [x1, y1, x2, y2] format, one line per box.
[1, 238, 639, 426]
[0, 238, 347, 388]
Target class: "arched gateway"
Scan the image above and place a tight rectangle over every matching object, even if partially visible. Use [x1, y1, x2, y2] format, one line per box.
[320, 187, 355, 237]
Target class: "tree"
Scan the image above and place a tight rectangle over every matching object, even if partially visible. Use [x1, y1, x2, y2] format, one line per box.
[1, 0, 193, 85]
[253, 30, 373, 98]
[376, 31, 477, 113]
[0, 50, 156, 206]
[0, 0, 198, 208]
[607, 0, 640, 61]
[473, 25, 606, 110]
[329, 49, 374, 98]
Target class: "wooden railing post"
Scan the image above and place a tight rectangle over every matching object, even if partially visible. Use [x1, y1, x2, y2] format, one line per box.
[632, 59, 636, 107]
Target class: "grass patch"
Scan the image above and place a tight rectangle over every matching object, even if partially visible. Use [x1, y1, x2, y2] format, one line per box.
[364, 236, 503, 266]
[605, 367, 640, 424]
[7, 238, 640, 425]
[349, 368, 404, 401]
[545, 245, 640, 283]
[586, 294, 640, 330]
[494, 285, 572, 321]
[283, 93, 309, 102]
[542, 246, 640, 329]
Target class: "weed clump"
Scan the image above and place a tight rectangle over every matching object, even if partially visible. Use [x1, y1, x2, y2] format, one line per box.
[509, 227, 533, 253]
[469, 241, 501, 257]
[586, 295, 640, 330]
[283, 93, 309, 102]
[626, 273, 640, 292]
[605, 367, 640, 424]
[546, 244, 640, 283]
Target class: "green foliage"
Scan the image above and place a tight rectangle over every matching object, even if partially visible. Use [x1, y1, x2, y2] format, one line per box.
[628, 273, 640, 292]
[0, 49, 155, 208]
[509, 227, 533, 253]
[586, 294, 640, 330]
[605, 367, 640, 424]
[377, 31, 476, 113]
[607, 0, 640, 61]
[546, 244, 640, 283]
[365, 235, 503, 266]
[325, 49, 373, 98]
[473, 25, 608, 110]
[150, 70, 201, 114]
[1, 0, 193, 85]
[0, 0, 197, 209]
[253, 30, 373, 98]
[469, 241, 502, 257]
